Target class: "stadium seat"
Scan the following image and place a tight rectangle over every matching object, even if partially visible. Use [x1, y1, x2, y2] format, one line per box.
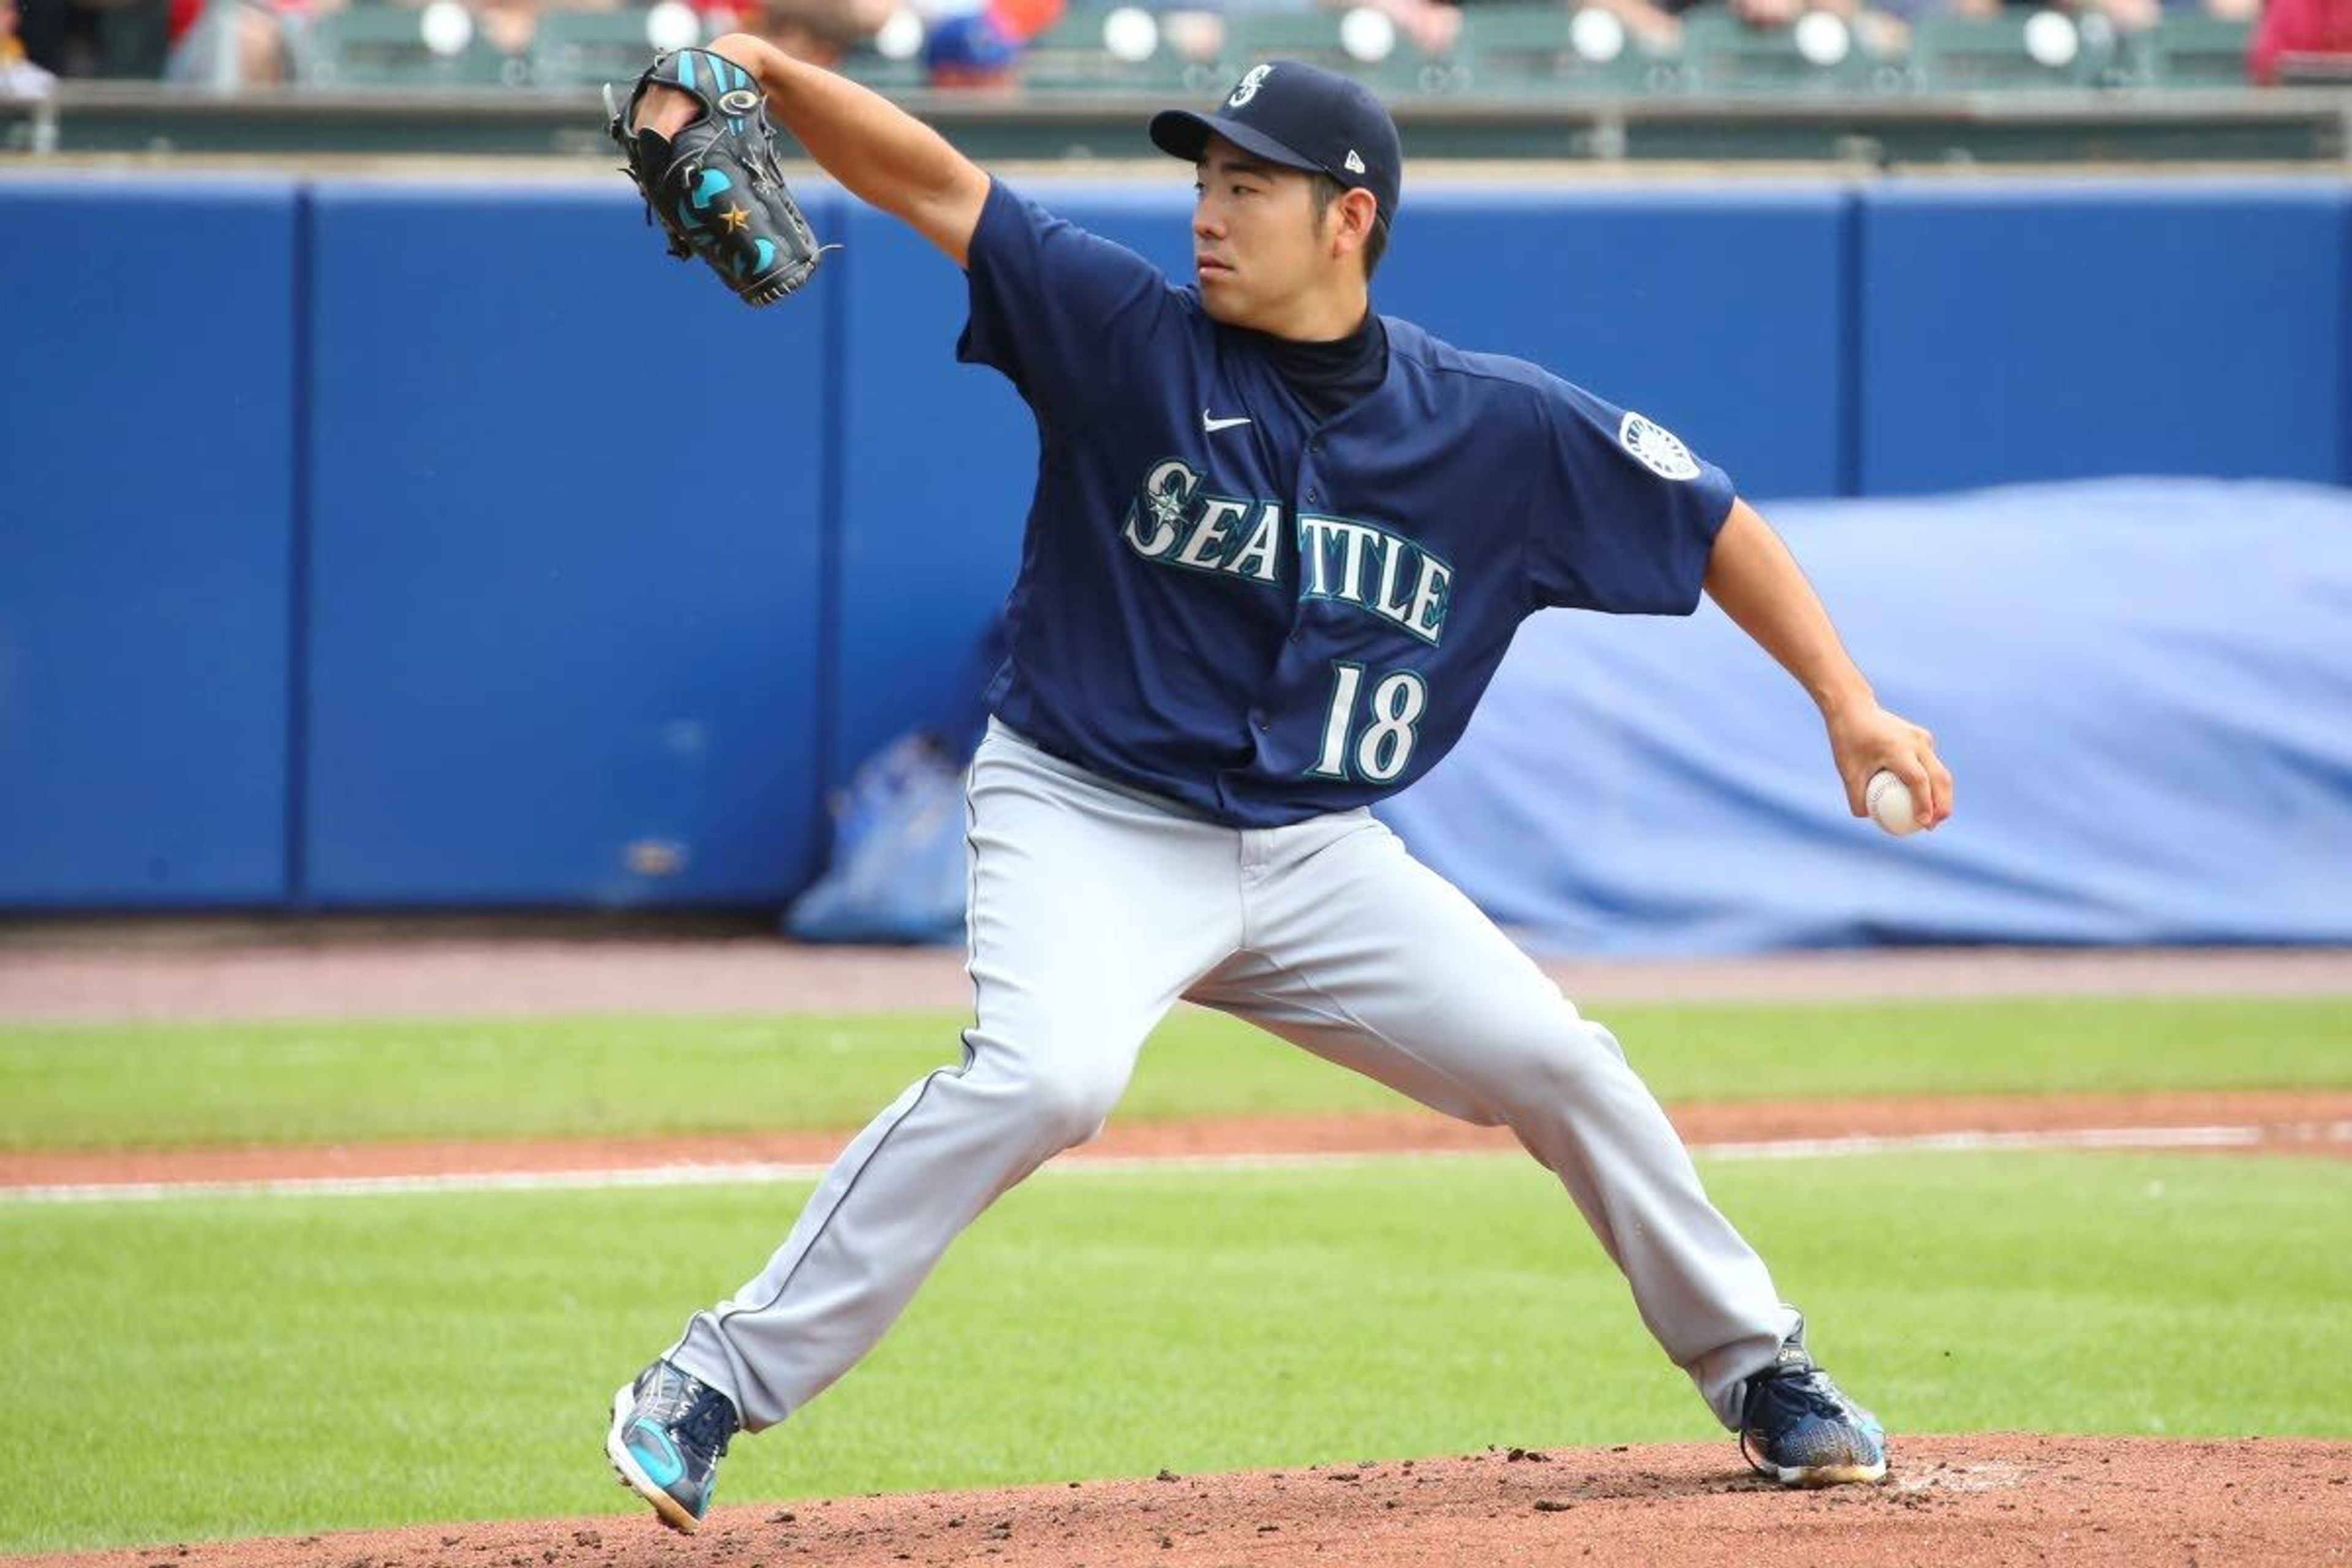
[1018, 9, 1214, 92]
[1905, 12, 2096, 90]
[1676, 9, 1888, 94]
[1216, 7, 1437, 94]
[1452, 4, 1668, 96]
[530, 10, 676, 89]
[2137, 13, 2252, 86]
[300, 6, 516, 86]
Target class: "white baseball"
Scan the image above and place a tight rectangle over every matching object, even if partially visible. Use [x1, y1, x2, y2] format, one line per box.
[1866, 769, 1923, 837]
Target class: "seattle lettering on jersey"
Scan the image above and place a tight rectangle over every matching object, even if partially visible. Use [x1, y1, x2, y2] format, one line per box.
[1121, 457, 1286, 584]
[1297, 513, 1451, 647]
[1120, 458, 1454, 646]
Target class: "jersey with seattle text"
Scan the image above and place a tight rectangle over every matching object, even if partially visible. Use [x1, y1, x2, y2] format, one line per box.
[957, 176, 1738, 829]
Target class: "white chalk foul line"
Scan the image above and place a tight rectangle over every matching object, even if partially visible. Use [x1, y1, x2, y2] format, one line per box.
[2, 1121, 2346, 1206]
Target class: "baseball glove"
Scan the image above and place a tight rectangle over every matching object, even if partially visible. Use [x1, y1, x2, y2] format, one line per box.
[605, 48, 832, 307]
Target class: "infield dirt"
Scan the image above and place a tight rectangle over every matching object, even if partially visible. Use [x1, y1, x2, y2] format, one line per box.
[12, 1438, 2351, 1568]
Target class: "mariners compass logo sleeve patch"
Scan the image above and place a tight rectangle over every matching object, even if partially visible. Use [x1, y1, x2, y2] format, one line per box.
[1525, 379, 1736, 617]
[1617, 411, 1703, 481]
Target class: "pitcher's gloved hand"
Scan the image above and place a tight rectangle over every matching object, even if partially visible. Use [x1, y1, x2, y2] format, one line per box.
[605, 48, 832, 307]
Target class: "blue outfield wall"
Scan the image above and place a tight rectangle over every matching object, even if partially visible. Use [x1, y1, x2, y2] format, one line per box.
[0, 173, 2347, 918]
[301, 181, 842, 906]
[1856, 181, 2349, 495]
[0, 179, 298, 907]
[1384, 185, 1851, 501]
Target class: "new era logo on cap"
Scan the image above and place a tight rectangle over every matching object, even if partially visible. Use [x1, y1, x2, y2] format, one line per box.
[1147, 59, 1404, 231]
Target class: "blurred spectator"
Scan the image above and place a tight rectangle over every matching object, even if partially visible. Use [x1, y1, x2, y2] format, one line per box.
[1363, 0, 1460, 53]
[1936, 0, 2255, 34]
[164, 0, 337, 86]
[924, 4, 1017, 85]
[1153, 0, 1461, 72]
[2093, 0, 2260, 28]
[2070, 0, 2160, 35]
[1, 0, 58, 89]
[1159, 5, 1222, 58]
[1836, 0, 1960, 58]
[17, 0, 172, 75]
[991, 0, 1060, 33]
[1812, 0, 2256, 73]
[2250, 0, 2352, 80]
[918, 0, 1062, 86]
[477, 0, 540, 53]
[1728, 0, 1807, 24]
[1574, 0, 1860, 55]
[729, 0, 890, 65]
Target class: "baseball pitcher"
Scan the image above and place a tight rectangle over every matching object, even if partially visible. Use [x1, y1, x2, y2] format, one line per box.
[601, 44, 1954, 1532]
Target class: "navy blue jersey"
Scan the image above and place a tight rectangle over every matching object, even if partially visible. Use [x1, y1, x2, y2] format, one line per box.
[957, 176, 1737, 828]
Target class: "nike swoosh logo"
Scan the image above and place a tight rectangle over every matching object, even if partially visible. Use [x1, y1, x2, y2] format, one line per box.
[628, 1420, 687, 1488]
[1202, 411, 1252, 433]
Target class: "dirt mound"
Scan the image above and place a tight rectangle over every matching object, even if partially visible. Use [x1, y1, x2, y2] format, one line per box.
[17, 1437, 2350, 1568]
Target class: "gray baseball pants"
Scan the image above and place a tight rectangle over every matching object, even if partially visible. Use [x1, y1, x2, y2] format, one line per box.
[668, 720, 1798, 1432]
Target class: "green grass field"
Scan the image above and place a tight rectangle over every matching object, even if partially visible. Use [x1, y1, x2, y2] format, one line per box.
[1, 1150, 2346, 1554]
[2, 993, 2347, 1555]
[2, 997, 2346, 1149]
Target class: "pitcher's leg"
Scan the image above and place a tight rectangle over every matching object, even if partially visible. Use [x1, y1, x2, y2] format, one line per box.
[666, 731, 1241, 1432]
[1198, 814, 1793, 1428]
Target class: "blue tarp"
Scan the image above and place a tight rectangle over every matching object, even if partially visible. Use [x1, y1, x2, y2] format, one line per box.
[1374, 478, 2352, 953]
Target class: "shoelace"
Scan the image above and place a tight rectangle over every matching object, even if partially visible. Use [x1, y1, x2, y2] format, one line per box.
[674, 1390, 736, 1461]
[1738, 1366, 1863, 1476]
[1761, 1366, 1861, 1422]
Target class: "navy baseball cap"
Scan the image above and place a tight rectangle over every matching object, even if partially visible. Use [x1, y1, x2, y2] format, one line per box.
[1149, 60, 1403, 231]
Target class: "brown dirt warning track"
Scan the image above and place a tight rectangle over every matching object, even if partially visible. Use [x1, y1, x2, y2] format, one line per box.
[3, 933, 2348, 1565]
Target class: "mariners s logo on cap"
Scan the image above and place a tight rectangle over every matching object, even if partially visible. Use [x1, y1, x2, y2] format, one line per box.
[1149, 59, 1405, 231]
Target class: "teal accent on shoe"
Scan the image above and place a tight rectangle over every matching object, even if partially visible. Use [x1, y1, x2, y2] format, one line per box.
[690, 168, 732, 211]
[628, 1420, 687, 1488]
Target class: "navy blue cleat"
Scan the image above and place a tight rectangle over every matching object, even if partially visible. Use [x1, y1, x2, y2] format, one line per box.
[1738, 1321, 1888, 1488]
[606, 1360, 740, 1532]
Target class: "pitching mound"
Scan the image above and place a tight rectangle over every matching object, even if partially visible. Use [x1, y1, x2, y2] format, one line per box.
[18, 1436, 2350, 1568]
